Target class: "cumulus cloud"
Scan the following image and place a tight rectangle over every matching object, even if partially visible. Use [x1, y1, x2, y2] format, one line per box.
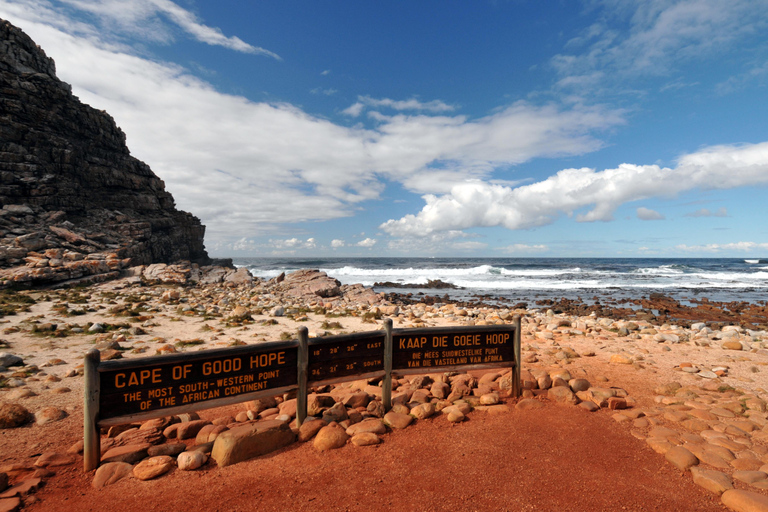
[270, 238, 317, 250]
[636, 207, 665, 220]
[330, 239, 345, 248]
[381, 142, 768, 237]
[685, 207, 728, 217]
[676, 242, 768, 253]
[356, 238, 377, 248]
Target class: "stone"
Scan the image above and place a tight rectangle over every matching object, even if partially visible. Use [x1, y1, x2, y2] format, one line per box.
[34, 407, 67, 426]
[447, 410, 465, 423]
[341, 392, 370, 409]
[133, 456, 174, 480]
[0, 478, 41, 498]
[568, 378, 591, 393]
[383, 412, 413, 429]
[246, 397, 277, 414]
[34, 452, 74, 468]
[176, 419, 211, 440]
[690, 467, 734, 494]
[607, 397, 627, 410]
[116, 426, 164, 446]
[610, 354, 632, 364]
[313, 424, 349, 451]
[479, 393, 500, 405]
[665, 446, 699, 471]
[147, 443, 186, 457]
[306, 394, 336, 416]
[731, 459, 764, 472]
[366, 400, 385, 418]
[211, 420, 295, 467]
[321, 402, 348, 423]
[722, 341, 745, 351]
[351, 432, 380, 446]
[0, 404, 31, 429]
[733, 471, 768, 485]
[177, 451, 208, 471]
[410, 403, 435, 420]
[298, 419, 327, 442]
[547, 386, 579, 405]
[346, 419, 386, 437]
[195, 424, 227, 444]
[721, 489, 768, 511]
[0, 354, 22, 367]
[92, 462, 133, 489]
[101, 443, 151, 464]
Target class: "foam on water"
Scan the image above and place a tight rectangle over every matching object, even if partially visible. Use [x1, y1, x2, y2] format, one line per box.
[234, 257, 768, 304]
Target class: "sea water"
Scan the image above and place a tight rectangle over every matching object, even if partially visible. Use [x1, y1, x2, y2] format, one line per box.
[232, 258, 768, 306]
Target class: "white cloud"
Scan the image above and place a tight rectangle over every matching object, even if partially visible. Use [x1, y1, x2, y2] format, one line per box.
[270, 238, 317, 250]
[685, 207, 728, 218]
[676, 242, 768, 253]
[553, 0, 768, 92]
[636, 207, 665, 220]
[348, 95, 456, 115]
[58, 0, 280, 58]
[0, 3, 629, 249]
[381, 141, 768, 237]
[356, 238, 377, 248]
[330, 239, 345, 248]
[341, 102, 365, 117]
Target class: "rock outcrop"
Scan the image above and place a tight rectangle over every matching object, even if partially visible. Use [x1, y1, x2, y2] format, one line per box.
[0, 19, 210, 287]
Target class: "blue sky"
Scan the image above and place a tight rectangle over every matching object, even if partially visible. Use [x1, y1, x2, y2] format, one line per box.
[2, 0, 768, 258]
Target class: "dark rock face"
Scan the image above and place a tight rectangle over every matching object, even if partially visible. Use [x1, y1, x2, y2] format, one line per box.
[0, 20, 209, 286]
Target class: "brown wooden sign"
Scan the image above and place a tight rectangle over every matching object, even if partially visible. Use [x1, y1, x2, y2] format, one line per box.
[308, 331, 385, 384]
[392, 325, 516, 373]
[84, 317, 521, 472]
[97, 341, 298, 421]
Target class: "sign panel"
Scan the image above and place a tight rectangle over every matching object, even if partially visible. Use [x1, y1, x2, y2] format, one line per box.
[98, 341, 298, 420]
[392, 326, 516, 372]
[308, 331, 385, 383]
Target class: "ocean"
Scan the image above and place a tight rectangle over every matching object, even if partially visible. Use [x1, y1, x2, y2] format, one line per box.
[232, 258, 768, 306]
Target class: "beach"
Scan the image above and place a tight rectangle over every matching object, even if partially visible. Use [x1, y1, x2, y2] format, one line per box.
[1, 264, 767, 510]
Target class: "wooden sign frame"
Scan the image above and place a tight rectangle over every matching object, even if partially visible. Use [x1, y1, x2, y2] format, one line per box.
[84, 316, 521, 471]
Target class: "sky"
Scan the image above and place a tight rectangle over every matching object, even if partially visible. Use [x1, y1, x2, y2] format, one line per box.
[2, 0, 768, 258]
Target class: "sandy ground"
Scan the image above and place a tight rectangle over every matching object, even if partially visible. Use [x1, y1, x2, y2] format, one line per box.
[1, 275, 767, 510]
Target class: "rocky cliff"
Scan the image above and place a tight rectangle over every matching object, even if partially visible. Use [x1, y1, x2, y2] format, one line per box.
[0, 19, 210, 287]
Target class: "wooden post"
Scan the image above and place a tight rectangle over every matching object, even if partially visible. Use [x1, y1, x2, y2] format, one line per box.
[382, 319, 393, 411]
[83, 349, 101, 472]
[512, 315, 522, 398]
[297, 327, 308, 426]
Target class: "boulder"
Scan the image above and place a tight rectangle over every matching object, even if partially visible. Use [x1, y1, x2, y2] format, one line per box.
[92, 462, 133, 489]
[313, 424, 349, 451]
[211, 420, 295, 468]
